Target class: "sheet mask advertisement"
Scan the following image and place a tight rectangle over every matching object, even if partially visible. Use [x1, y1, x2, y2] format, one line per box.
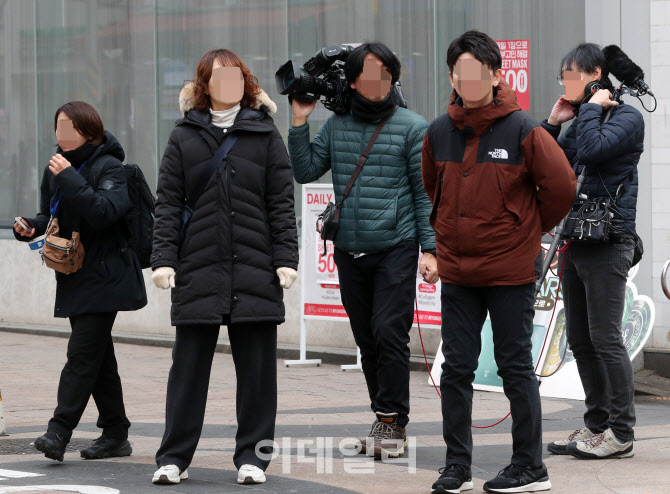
[496, 39, 530, 111]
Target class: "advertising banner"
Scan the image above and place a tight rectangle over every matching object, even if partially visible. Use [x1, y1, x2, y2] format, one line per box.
[496, 39, 530, 110]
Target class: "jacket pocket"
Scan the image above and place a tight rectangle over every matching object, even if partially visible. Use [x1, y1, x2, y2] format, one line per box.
[495, 166, 522, 227]
[429, 172, 443, 228]
[376, 194, 398, 230]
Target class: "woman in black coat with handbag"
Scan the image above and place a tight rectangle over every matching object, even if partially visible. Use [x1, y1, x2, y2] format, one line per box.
[150, 49, 298, 486]
[14, 101, 147, 462]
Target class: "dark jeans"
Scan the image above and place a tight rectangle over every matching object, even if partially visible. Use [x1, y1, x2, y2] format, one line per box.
[560, 238, 636, 442]
[49, 311, 130, 440]
[440, 282, 542, 467]
[333, 239, 419, 428]
[155, 319, 278, 472]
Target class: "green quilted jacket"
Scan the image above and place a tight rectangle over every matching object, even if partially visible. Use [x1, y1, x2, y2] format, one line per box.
[288, 108, 436, 254]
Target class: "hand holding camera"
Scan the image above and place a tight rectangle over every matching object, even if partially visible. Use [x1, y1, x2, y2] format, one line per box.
[291, 99, 317, 127]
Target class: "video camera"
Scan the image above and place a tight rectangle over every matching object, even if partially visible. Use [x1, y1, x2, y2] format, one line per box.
[275, 44, 407, 115]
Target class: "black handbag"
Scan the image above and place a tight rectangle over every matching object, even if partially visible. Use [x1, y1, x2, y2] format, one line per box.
[563, 197, 614, 243]
[179, 134, 238, 250]
[316, 110, 395, 256]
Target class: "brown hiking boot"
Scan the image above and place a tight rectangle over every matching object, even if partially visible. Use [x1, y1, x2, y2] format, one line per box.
[354, 415, 383, 455]
[365, 412, 407, 458]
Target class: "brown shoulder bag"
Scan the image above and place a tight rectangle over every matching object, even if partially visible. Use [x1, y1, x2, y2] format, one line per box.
[42, 217, 85, 275]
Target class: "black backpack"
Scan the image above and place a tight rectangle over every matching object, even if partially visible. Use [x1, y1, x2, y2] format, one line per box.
[91, 162, 155, 269]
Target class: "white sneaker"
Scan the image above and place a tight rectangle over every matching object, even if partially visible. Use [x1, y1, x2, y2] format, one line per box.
[152, 465, 188, 484]
[568, 428, 634, 459]
[547, 427, 594, 455]
[237, 464, 266, 484]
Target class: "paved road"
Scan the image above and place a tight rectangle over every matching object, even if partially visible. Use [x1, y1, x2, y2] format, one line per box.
[1, 332, 668, 493]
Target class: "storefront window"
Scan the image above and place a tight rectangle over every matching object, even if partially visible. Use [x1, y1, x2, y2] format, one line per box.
[0, 0, 587, 231]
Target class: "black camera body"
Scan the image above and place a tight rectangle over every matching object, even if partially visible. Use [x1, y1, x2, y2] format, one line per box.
[276, 44, 407, 115]
[276, 45, 355, 114]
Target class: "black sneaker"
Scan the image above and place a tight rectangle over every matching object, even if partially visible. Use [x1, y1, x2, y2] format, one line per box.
[34, 431, 68, 462]
[431, 464, 474, 493]
[483, 463, 551, 493]
[80, 436, 132, 460]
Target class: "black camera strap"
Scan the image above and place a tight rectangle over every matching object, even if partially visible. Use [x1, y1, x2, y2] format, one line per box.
[333, 107, 396, 224]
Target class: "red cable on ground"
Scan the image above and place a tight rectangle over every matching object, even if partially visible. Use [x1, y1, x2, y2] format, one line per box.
[416, 296, 510, 428]
[415, 242, 570, 429]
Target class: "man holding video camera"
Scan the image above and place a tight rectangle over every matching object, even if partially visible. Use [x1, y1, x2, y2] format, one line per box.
[287, 41, 437, 458]
[542, 43, 644, 460]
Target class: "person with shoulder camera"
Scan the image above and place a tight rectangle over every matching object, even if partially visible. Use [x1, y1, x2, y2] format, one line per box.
[423, 30, 575, 494]
[542, 43, 644, 461]
[14, 101, 147, 463]
[288, 41, 437, 459]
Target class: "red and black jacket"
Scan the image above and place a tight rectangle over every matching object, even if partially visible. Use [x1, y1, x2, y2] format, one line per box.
[422, 81, 576, 287]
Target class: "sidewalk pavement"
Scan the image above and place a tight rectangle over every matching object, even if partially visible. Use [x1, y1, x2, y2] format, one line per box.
[1, 331, 668, 494]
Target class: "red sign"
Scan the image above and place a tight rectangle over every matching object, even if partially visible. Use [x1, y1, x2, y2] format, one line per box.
[496, 39, 529, 111]
[304, 303, 348, 318]
[419, 283, 437, 294]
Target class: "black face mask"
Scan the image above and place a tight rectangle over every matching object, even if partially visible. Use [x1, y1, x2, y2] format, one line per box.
[350, 90, 396, 123]
[58, 142, 99, 169]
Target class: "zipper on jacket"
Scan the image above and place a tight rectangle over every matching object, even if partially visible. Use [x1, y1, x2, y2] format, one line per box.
[223, 159, 235, 314]
[354, 125, 367, 253]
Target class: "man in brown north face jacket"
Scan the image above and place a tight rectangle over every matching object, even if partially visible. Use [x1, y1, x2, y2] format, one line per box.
[424, 31, 575, 494]
[422, 79, 575, 287]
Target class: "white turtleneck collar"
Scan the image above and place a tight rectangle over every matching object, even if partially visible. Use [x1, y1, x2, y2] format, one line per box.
[210, 104, 241, 129]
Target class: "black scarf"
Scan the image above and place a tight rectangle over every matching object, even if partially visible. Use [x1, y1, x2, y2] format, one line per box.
[58, 142, 98, 169]
[350, 90, 396, 123]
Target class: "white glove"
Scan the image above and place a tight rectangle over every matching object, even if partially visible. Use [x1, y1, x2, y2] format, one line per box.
[152, 267, 176, 289]
[276, 267, 297, 289]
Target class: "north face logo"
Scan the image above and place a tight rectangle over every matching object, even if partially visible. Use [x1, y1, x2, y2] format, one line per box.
[488, 148, 509, 159]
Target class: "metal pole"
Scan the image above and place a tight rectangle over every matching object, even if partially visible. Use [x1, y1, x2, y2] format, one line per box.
[284, 185, 322, 368]
[0, 389, 7, 436]
[341, 347, 363, 371]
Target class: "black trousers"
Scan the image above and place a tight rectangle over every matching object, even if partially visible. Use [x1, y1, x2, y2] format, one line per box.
[560, 239, 636, 442]
[49, 311, 130, 439]
[333, 239, 419, 428]
[155, 320, 278, 472]
[440, 282, 542, 467]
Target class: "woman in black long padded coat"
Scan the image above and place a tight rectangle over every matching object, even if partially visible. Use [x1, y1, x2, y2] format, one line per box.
[150, 48, 298, 486]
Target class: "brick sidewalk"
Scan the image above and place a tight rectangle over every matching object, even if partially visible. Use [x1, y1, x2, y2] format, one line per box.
[1, 331, 668, 493]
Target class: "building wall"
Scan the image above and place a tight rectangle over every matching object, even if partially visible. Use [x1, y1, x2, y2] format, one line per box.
[1, 0, 667, 354]
[650, 0, 670, 349]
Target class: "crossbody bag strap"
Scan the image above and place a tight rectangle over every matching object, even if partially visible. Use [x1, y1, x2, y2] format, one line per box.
[334, 107, 396, 222]
[186, 134, 239, 212]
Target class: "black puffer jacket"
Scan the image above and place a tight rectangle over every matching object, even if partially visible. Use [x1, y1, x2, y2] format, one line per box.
[541, 102, 644, 233]
[151, 84, 298, 326]
[15, 131, 148, 318]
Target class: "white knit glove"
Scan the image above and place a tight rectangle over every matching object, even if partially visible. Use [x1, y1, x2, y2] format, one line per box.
[152, 267, 176, 289]
[276, 267, 297, 289]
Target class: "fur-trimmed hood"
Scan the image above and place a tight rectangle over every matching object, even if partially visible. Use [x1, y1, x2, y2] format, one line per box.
[178, 81, 277, 116]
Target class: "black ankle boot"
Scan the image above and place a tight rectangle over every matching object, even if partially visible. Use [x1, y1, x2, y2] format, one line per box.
[34, 431, 69, 462]
[80, 436, 132, 460]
